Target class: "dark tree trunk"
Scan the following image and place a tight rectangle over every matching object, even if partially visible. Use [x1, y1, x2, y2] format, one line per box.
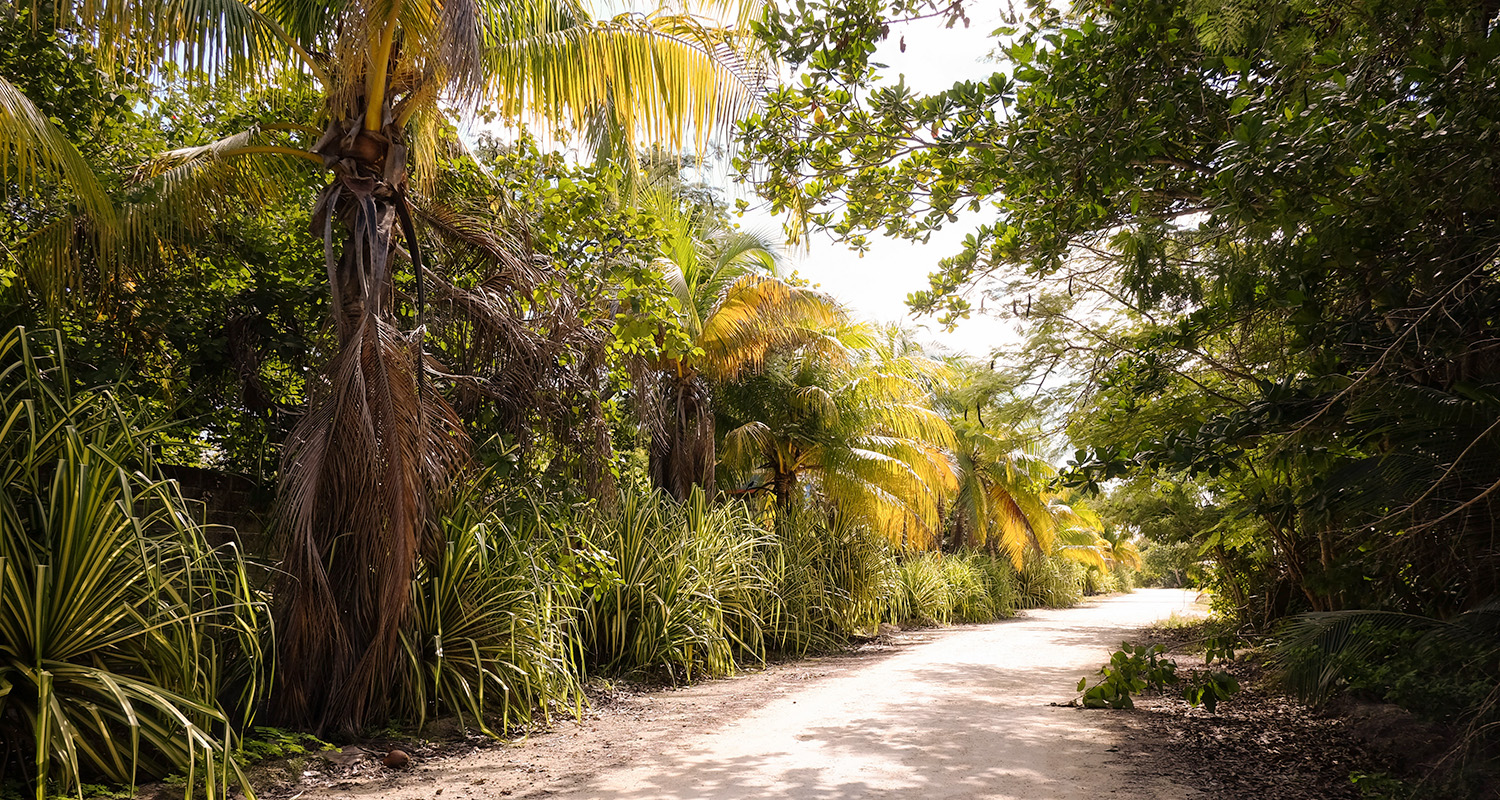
[271, 102, 466, 737]
[773, 469, 797, 512]
[648, 371, 715, 499]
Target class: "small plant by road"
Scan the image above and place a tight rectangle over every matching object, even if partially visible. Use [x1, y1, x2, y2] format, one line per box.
[1077, 638, 1242, 711]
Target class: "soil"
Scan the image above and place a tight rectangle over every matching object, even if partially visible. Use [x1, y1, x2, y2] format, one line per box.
[1108, 658, 1381, 799]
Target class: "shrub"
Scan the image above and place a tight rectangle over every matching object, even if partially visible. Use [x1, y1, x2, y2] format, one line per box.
[0, 328, 266, 797]
[579, 488, 773, 680]
[1077, 642, 1179, 709]
[1273, 611, 1498, 716]
[765, 507, 895, 653]
[1016, 554, 1084, 609]
[885, 551, 1019, 626]
[396, 481, 583, 734]
[970, 554, 1019, 620]
[892, 553, 958, 624]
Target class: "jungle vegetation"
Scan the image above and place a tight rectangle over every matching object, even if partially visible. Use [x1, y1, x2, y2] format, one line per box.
[13, 0, 1495, 794]
[0, 1, 1120, 797]
[741, 0, 1500, 790]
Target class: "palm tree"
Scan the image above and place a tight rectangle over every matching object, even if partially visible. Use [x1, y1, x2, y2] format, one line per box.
[1097, 525, 1144, 572]
[638, 176, 847, 498]
[937, 361, 1113, 566]
[27, 0, 765, 735]
[948, 418, 1059, 561]
[719, 343, 958, 544]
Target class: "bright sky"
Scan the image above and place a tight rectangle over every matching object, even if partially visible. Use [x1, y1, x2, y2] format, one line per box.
[739, 7, 1020, 358]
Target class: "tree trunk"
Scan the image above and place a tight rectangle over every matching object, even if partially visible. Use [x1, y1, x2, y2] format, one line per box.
[272, 100, 466, 737]
[649, 371, 715, 499]
[773, 469, 797, 513]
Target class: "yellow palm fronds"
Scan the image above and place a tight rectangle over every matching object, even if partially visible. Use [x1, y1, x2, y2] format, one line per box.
[718, 349, 959, 546]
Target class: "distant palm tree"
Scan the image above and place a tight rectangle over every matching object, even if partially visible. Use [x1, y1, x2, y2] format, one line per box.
[937, 361, 1110, 565]
[1097, 526, 1144, 572]
[640, 179, 846, 498]
[719, 344, 958, 544]
[949, 419, 1056, 560]
[27, 0, 765, 735]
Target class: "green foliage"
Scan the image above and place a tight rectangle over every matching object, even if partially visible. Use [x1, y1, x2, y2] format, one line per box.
[1348, 772, 1413, 800]
[0, 328, 265, 797]
[235, 727, 331, 764]
[743, 0, 1500, 633]
[1202, 634, 1240, 666]
[765, 507, 896, 653]
[396, 477, 584, 735]
[1015, 554, 1084, 610]
[1078, 643, 1179, 710]
[1181, 670, 1240, 713]
[1081, 567, 1122, 596]
[1137, 539, 1201, 589]
[1273, 611, 1499, 716]
[885, 551, 1022, 626]
[579, 489, 775, 680]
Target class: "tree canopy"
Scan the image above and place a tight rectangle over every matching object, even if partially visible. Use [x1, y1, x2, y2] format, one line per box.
[739, 0, 1500, 617]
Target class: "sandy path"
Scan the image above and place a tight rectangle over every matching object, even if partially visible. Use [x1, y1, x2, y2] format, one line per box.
[313, 589, 1202, 800]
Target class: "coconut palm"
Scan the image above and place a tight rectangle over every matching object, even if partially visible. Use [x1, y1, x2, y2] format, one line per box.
[26, 0, 766, 735]
[948, 418, 1061, 563]
[936, 360, 1110, 565]
[1097, 525, 1144, 572]
[946, 418, 1117, 569]
[719, 344, 958, 544]
[639, 177, 847, 498]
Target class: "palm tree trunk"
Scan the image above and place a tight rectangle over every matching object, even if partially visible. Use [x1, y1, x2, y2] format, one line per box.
[272, 103, 466, 737]
[773, 469, 797, 512]
[649, 371, 715, 499]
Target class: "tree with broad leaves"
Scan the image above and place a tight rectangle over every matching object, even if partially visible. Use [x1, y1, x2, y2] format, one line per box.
[739, 0, 1500, 618]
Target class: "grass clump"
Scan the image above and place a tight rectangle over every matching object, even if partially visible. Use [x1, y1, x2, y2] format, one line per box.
[0, 328, 266, 798]
[1016, 554, 1085, 609]
[886, 551, 1024, 626]
[578, 488, 774, 680]
[396, 482, 584, 735]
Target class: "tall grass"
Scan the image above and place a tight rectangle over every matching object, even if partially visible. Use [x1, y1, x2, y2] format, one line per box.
[1081, 566, 1135, 596]
[578, 489, 774, 680]
[397, 482, 581, 735]
[887, 551, 1021, 625]
[0, 328, 266, 799]
[765, 508, 896, 653]
[1016, 553, 1086, 609]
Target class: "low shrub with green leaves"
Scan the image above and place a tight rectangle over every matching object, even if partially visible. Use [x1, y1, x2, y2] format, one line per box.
[579, 489, 774, 680]
[396, 481, 584, 735]
[1272, 608, 1500, 723]
[1077, 642, 1179, 710]
[0, 328, 266, 798]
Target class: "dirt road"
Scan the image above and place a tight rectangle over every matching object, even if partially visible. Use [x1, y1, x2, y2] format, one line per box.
[315, 589, 1203, 799]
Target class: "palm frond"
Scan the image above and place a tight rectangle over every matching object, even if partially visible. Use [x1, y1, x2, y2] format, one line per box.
[486, 9, 766, 155]
[0, 76, 115, 226]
